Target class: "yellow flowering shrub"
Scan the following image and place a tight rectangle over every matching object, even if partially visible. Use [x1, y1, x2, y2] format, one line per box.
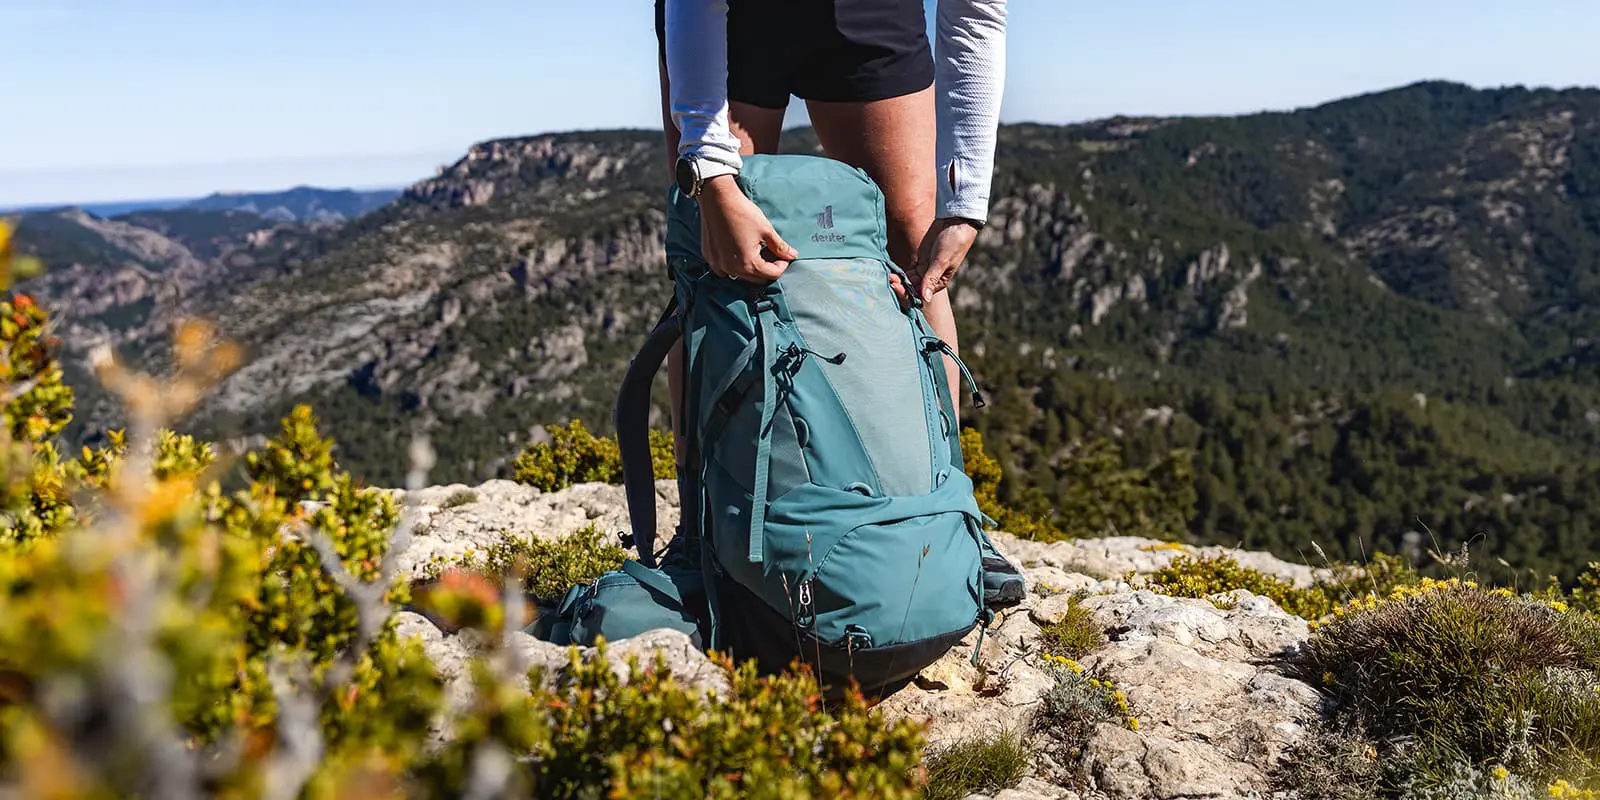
[1144, 554, 1335, 618]
[1144, 550, 1423, 622]
[512, 418, 674, 491]
[1032, 652, 1139, 782]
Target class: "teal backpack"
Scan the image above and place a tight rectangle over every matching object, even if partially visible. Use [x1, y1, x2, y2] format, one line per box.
[532, 154, 1019, 697]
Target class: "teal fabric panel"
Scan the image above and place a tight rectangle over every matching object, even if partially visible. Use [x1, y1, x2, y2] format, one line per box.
[778, 256, 934, 497]
[754, 472, 984, 645]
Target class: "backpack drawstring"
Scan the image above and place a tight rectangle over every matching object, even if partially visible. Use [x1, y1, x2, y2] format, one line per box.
[781, 343, 846, 367]
[922, 337, 986, 409]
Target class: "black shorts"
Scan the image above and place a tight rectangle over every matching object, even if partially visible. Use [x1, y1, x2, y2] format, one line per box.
[654, 0, 935, 108]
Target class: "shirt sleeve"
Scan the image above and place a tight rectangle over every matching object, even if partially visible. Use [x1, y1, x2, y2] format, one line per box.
[934, 0, 1008, 223]
[663, 0, 744, 170]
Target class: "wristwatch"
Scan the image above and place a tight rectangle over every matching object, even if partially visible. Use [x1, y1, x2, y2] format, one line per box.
[675, 155, 739, 199]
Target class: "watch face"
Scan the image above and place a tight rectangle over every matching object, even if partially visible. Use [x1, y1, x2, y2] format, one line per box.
[674, 157, 696, 196]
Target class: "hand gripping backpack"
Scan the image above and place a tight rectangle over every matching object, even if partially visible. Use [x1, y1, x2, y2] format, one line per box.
[537, 154, 1015, 697]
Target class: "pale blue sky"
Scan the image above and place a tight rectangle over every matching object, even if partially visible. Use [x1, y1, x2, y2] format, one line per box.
[1, 0, 1594, 206]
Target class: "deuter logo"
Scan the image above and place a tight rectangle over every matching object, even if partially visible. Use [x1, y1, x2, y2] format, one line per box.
[812, 205, 844, 243]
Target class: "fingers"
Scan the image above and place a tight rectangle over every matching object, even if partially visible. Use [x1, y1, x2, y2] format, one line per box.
[698, 193, 797, 283]
[914, 220, 977, 302]
[920, 260, 955, 303]
[887, 272, 910, 310]
[747, 228, 796, 280]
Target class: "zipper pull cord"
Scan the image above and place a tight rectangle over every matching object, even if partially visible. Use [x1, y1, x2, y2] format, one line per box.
[782, 343, 847, 368]
[923, 337, 986, 409]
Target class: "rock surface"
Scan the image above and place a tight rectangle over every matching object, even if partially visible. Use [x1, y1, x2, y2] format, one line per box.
[394, 481, 1323, 799]
[387, 478, 681, 581]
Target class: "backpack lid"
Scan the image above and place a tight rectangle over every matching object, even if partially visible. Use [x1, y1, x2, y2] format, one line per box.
[665, 154, 891, 269]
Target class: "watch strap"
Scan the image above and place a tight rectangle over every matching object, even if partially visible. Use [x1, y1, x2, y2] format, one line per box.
[692, 159, 739, 194]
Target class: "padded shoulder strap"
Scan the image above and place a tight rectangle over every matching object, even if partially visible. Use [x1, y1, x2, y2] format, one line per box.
[615, 297, 680, 568]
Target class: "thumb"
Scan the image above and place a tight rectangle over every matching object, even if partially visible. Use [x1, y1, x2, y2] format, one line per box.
[920, 259, 950, 303]
[762, 227, 797, 262]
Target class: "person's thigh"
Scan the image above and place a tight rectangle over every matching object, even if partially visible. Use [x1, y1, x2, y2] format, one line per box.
[795, 0, 935, 268]
[805, 89, 937, 273]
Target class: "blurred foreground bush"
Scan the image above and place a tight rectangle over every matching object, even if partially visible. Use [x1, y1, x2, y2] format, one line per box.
[0, 224, 930, 798]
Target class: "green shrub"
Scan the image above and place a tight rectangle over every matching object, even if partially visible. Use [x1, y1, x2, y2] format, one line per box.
[421, 524, 626, 602]
[441, 488, 478, 508]
[513, 419, 674, 492]
[1037, 595, 1102, 661]
[1284, 578, 1600, 794]
[417, 646, 931, 799]
[922, 729, 1031, 800]
[0, 401, 445, 791]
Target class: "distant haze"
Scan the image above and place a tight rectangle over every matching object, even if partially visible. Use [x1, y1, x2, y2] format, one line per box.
[0, 153, 436, 211]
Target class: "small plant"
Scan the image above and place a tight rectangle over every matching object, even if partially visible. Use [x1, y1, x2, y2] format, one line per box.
[512, 419, 675, 491]
[1270, 717, 1385, 800]
[440, 488, 478, 508]
[1034, 655, 1138, 763]
[419, 524, 626, 602]
[1037, 594, 1103, 661]
[921, 729, 1031, 800]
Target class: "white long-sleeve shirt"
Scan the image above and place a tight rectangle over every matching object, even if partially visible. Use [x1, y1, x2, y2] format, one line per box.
[664, 0, 1008, 223]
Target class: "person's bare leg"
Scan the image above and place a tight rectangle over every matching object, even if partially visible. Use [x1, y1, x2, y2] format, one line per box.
[659, 54, 785, 469]
[806, 87, 964, 420]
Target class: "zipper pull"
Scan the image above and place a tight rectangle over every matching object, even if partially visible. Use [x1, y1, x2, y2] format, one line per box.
[784, 343, 846, 365]
[970, 607, 995, 667]
[795, 579, 815, 626]
[923, 337, 986, 409]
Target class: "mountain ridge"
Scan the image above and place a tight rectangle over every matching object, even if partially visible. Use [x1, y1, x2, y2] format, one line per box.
[3, 184, 403, 221]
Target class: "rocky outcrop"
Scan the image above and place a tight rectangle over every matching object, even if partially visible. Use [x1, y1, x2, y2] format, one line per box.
[393, 480, 1323, 799]
[389, 479, 681, 581]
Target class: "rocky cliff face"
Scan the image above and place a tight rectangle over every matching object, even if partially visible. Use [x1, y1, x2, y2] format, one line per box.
[390, 478, 1328, 799]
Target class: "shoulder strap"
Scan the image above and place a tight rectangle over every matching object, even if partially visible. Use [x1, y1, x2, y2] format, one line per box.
[615, 297, 680, 568]
[746, 297, 780, 564]
[620, 558, 687, 604]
